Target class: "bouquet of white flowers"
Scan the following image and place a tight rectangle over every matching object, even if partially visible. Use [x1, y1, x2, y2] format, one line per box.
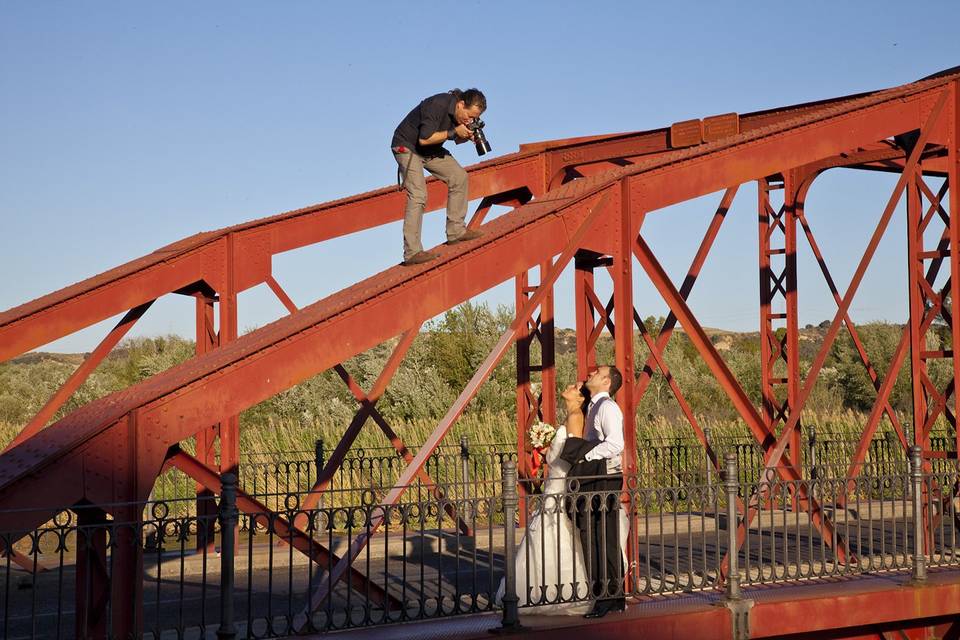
[528, 421, 557, 450]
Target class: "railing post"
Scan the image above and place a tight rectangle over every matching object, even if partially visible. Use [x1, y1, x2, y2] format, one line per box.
[808, 425, 818, 506]
[704, 427, 713, 489]
[885, 430, 899, 475]
[217, 472, 238, 640]
[807, 424, 818, 480]
[909, 445, 927, 583]
[460, 434, 473, 531]
[314, 437, 326, 481]
[724, 453, 741, 601]
[498, 460, 523, 631]
[460, 434, 471, 484]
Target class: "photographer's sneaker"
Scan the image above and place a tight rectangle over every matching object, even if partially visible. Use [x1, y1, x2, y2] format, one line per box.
[445, 229, 483, 245]
[402, 251, 438, 266]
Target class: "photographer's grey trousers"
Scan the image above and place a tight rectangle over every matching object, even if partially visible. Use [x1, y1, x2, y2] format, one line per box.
[392, 148, 468, 261]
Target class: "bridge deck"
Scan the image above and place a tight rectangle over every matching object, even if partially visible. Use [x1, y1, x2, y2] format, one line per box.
[315, 570, 960, 640]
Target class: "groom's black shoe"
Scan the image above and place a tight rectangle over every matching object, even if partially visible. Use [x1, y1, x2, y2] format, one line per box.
[583, 598, 626, 619]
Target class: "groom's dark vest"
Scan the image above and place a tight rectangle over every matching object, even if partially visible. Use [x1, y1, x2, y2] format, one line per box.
[557, 396, 612, 479]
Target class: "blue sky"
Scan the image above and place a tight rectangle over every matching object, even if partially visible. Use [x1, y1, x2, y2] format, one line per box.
[1, 1, 958, 353]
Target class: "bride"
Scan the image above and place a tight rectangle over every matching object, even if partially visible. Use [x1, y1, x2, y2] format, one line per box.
[495, 386, 592, 615]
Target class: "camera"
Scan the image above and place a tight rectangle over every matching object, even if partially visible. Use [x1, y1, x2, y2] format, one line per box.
[468, 119, 492, 156]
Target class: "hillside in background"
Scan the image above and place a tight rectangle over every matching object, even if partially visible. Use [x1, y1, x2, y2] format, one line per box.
[0, 303, 933, 452]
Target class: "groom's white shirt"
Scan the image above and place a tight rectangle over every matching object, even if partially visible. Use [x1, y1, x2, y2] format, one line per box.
[583, 391, 624, 473]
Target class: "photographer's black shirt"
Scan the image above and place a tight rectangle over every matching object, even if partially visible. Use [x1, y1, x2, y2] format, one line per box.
[391, 92, 457, 157]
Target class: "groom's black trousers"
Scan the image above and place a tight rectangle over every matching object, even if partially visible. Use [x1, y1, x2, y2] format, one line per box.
[559, 438, 625, 602]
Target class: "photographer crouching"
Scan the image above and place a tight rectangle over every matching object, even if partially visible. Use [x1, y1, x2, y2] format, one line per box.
[391, 88, 490, 266]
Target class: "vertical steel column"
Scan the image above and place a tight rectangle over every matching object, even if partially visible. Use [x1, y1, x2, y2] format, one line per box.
[539, 260, 557, 426]
[220, 234, 240, 486]
[75, 507, 109, 640]
[614, 180, 638, 477]
[759, 177, 776, 432]
[514, 262, 557, 525]
[758, 175, 800, 483]
[515, 270, 533, 526]
[784, 172, 801, 477]
[906, 166, 928, 449]
[574, 252, 598, 380]
[949, 80, 960, 458]
[195, 293, 218, 552]
[111, 410, 145, 639]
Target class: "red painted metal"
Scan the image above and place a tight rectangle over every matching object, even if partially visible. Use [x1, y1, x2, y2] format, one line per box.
[220, 235, 240, 485]
[720, 91, 949, 570]
[261, 277, 469, 532]
[74, 507, 109, 639]
[194, 292, 218, 551]
[626, 188, 739, 484]
[1, 89, 936, 490]
[613, 179, 638, 478]
[0, 81, 936, 504]
[633, 307, 721, 475]
[951, 80, 960, 462]
[514, 259, 558, 523]
[758, 174, 801, 479]
[515, 270, 534, 518]
[754, 89, 949, 483]
[841, 193, 954, 487]
[2, 72, 960, 637]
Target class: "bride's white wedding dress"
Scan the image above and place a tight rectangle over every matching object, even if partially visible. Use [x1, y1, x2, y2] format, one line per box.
[495, 426, 592, 615]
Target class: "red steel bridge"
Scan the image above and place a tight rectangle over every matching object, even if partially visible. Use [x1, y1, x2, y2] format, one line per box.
[3, 68, 960, 639]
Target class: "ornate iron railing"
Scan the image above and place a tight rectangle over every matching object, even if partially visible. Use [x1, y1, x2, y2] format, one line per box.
[1, 452, 956, 638]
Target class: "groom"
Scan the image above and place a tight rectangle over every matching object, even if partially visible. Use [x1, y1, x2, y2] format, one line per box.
[558, 365, 626, 619]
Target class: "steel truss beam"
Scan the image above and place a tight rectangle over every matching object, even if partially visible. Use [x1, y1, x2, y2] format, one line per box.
[758, 88, 949, 480]
[515, 260, 556, 515]
[727, 88, 951, 569]
[758, 173, 801, 482]
[194, 292, 219, 551]
[573, 250, 611, 379]
[949, 80, 960, 464]
[74, 507, 109, 639]
[906, 168, 956, 451]
[613, 180, 638, 476]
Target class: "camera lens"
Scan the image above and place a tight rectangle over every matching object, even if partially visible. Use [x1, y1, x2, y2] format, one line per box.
[474, 127, 491, 156]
